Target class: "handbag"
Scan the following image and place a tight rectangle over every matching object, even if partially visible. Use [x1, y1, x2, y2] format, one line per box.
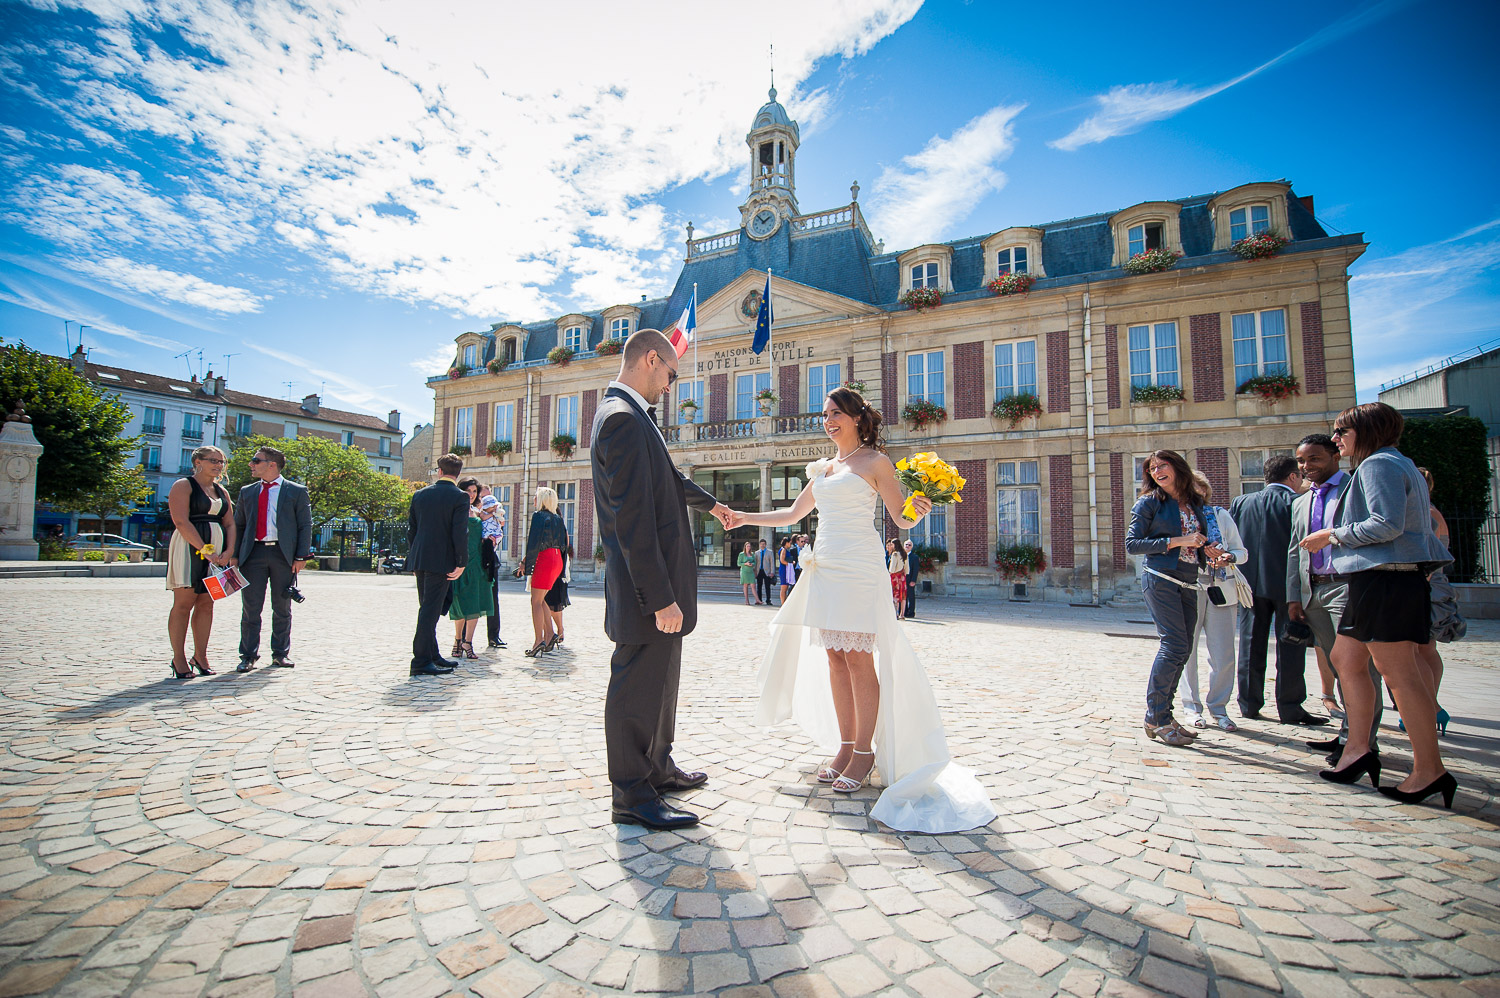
[1429, 571, 1467, 643]
[1231, 566, 1255, 608]
[204, 562, 248, 601]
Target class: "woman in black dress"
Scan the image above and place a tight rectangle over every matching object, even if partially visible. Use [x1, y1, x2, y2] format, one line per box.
[164, 446, 236, 678]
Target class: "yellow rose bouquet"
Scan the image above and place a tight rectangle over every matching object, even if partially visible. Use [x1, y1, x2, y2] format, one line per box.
[895, 452, 965, 521]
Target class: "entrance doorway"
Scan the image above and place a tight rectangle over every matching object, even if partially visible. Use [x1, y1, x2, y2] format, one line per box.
[690, 465, 818, 568]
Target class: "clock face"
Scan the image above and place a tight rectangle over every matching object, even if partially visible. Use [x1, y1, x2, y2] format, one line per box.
[748, 208, 778, 239]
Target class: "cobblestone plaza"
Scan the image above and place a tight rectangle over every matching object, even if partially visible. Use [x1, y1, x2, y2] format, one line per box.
[1, 575, 1497, 997]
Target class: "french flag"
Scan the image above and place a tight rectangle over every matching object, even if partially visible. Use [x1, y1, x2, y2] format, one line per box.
[667, 289, 697, 359]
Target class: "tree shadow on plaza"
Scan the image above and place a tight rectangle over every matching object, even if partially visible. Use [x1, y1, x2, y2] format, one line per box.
[51, 667, 282, 723]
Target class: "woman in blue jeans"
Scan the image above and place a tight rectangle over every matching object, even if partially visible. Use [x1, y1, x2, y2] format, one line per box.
[1126, 451, 1230, 747]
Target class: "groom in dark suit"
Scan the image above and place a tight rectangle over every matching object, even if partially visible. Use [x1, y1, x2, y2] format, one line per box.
[406, 453, 471, 677]
[592, 329, 733, 830]
[233, 445, 313, 672]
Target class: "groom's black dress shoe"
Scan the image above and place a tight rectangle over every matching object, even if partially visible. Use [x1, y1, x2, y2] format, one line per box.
[1280, 711, 1329, 726]
[1306, 737, 1343, 751]
[611, 799, 699, 830]
[410, 661, 454, 677]
[656, 770, 708, 792]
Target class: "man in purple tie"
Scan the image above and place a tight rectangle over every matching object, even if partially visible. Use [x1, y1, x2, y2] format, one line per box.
[1286, 434, 1380, 762]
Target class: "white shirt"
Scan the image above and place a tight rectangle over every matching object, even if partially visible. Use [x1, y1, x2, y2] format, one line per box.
[256, 476, 284, 542]
[608, 380, 667, 448]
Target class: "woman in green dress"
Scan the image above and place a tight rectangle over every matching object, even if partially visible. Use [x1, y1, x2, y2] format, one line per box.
[449, 478, 493, 659]
[738, 540, 756, 605]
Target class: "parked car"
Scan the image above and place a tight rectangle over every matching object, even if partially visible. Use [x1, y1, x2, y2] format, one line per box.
[70, 532, 152, 551]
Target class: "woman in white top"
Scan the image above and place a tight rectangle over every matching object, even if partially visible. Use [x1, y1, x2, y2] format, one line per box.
[886, 539, 908, 618]
[1178, 473, 1248, 731]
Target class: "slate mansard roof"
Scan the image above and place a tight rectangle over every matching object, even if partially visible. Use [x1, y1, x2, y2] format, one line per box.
[452, 184, 1357, 374]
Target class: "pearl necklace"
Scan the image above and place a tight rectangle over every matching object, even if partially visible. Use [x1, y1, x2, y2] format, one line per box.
[834, 443, 866, 463]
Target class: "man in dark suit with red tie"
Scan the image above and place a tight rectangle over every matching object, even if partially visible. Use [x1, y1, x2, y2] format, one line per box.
[232, 445, 313, 673]
[592, 329, 733, 830]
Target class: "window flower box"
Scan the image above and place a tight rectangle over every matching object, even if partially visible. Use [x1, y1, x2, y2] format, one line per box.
[991, 392, 1043, 427]
[1237, 373, 1300, 403]
[902, 399, 948, 431]
[843, 380, 867, 395]
[486, 439, 512, 459]
[1123, 249, 1182, 275]
[447, 365, 469, 380]
[1231, 231, 1289, 260]
[1130, 384, 1185, 405]
[486, 358, 509, 374]
[755, 388, 777, 415]
[550, 433, 577, 458]
[995, 542, 1046, 582]
[987, 273, 1036, 297]
[677, 399, 699, 415]
[595, 338, 625, 357]
[450, 444, 472, 457]
[899, 287, 944, 312]
[547, 346, 575, 366]
[912, 543, 948, 576]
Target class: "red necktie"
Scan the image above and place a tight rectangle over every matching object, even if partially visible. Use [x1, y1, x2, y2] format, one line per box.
[256, 483, 271, 540]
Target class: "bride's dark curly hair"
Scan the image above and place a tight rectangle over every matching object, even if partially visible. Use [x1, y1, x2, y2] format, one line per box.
[826, 386, 886, 452]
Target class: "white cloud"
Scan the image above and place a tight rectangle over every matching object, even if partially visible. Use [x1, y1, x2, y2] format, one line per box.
[68, 256, 264, 313]
[5, 0, 924, 321]
[867, 104, 1024, 249]
[0, 271, 191, 353]
[1050, 0, 1413, 151]
[1350, 230, 1500, 394]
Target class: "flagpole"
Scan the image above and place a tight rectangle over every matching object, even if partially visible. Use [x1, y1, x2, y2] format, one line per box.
[766, 268, 772, 388]
[692, 283, 698, 417]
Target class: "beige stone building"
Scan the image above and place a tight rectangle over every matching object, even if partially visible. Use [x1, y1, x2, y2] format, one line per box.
[426, 91, 1364, 600]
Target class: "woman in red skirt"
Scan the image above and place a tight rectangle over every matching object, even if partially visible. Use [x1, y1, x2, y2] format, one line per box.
[886, 539, 908, 618]
[517, 486, 570, 656]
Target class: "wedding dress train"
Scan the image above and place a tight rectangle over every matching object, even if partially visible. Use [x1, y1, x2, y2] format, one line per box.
[755, 460, 997, 833]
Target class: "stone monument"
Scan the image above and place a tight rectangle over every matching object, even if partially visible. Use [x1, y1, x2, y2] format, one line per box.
[0, 403, 43, 560]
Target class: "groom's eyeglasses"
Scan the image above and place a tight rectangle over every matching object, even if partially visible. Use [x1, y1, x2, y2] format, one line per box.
[661, 356, 679, 385]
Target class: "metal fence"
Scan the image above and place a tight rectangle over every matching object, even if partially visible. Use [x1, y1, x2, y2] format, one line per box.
[1444, 512, 1499, 583]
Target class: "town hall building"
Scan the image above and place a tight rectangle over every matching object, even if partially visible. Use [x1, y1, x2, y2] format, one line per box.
[426, 88, 1364, 602]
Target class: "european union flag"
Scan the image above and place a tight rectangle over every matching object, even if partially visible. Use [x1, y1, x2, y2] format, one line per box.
[752, 272, 773, 354]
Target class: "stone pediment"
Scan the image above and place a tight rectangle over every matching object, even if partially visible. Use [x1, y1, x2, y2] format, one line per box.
[694, 271, 881, 340]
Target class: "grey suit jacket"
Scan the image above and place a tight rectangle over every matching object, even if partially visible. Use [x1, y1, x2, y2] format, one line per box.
[1286, 490, 1314, 606]
[235, 478, 313, 565]
[1229, 484, 1296, 603]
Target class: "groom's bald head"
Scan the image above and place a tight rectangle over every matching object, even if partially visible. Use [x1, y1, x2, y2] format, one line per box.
[622, 329, 675, 370]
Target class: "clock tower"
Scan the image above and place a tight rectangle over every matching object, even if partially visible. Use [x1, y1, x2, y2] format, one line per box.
[740, 86, 800, 239]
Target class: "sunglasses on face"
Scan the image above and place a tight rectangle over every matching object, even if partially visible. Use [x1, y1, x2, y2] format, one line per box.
[249, 457, 265, 464]
[200, 458, 225, 465]
[1331, 428, 1348, 438]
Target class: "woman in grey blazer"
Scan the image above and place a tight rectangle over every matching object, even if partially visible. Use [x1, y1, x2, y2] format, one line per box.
[1301, 402, 1456, 807]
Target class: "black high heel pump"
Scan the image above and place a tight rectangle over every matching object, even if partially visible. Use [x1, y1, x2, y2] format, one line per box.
[1378, 772, 1457, 809]
[189, 656, 215, 676]
[1319, 751, 1381, 789]
[168, 661, 193, 680]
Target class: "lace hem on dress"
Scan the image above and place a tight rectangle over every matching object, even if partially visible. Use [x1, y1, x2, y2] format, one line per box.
[812, 628, 877, 653]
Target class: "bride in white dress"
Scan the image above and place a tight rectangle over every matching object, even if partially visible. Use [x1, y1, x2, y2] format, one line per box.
[728, 388, 997, 833]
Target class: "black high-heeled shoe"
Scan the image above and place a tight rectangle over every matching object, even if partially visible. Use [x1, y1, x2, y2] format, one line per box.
[1319, 751, 1381, 788]
[544, 634, 562, 652]
[189, 656, 215, 676]
[168, 661, 193, 680]
[460, 640, 479, 660]
[1378, 772, 1457, 809]
[524, 640, 549, 658]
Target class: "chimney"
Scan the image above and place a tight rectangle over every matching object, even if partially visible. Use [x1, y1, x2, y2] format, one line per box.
[202, 369, 216, 395]
[1299, 195, 1314, 216]
[69, 345, 87, 374]
[301, 393, 320, 415]
[387, 409, 401, 431]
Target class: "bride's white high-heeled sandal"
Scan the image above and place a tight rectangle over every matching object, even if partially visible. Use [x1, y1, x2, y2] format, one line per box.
[817, 742, 854, 784]
[832, 750, 874, 793]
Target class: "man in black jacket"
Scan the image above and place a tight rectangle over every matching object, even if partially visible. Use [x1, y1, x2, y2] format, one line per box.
[406, 453, 470, 677]
[233, 445, 313, 672]
[592, 329, 733, 830]
[1229, 455, 1324, 725]
[903, 539, 919, 618]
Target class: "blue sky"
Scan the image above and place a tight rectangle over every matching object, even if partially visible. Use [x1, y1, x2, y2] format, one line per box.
[2, 0, 1497, 431]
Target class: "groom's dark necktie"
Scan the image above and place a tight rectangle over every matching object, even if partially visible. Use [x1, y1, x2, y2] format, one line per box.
[647, 406, 656, 423]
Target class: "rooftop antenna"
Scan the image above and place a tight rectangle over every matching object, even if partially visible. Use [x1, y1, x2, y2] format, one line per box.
[63, 320, 74, 351]
[77, 325, 89, 353]
[282, 381, 295, 400]
[174, 349, 195, 379]
[221, 353, 240, 380]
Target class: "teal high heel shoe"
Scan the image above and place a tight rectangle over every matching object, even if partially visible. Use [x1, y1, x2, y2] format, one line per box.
[1436, 707, 1450, 736]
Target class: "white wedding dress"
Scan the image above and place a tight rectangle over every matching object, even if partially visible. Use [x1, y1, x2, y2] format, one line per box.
[755, 460, 997, 833]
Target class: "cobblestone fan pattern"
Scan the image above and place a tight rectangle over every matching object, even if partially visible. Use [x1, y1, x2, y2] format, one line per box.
[1, 576, 1498, 998]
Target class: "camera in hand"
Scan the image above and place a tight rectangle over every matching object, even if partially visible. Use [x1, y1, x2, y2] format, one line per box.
[285, 584, 306, 604]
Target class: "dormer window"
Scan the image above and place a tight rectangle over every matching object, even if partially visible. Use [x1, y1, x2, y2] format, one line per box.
[500, 338, 517, 364]
[1229, 205, 1270, 243]
[1128, 223, 1163, 257]
[564, 326, 585, 352]
[898, 245, 953, 295]
[996, 247, 1028, 276]
[462, 344, 479, 368]
[609, 317, 631, 339]
[911, 262, 939, 289]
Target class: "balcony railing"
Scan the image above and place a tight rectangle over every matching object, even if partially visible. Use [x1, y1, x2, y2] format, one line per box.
[662, 425, 681, 443]
[182, 429, 203, 441]
[142, 463, 162, 472]
[141, 423, 165, 436]
[178, 465, 194, 475]
[699, 419, 757, 440]
[774, 412, 824, 434]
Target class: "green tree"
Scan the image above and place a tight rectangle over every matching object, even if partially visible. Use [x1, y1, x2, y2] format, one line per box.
[226, 434, 373, 530]
[0, 341, 134, 505]
[1399, 413, 1493, 582]
[52, 464, 155, 532]
[346, 474, 418, 554]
